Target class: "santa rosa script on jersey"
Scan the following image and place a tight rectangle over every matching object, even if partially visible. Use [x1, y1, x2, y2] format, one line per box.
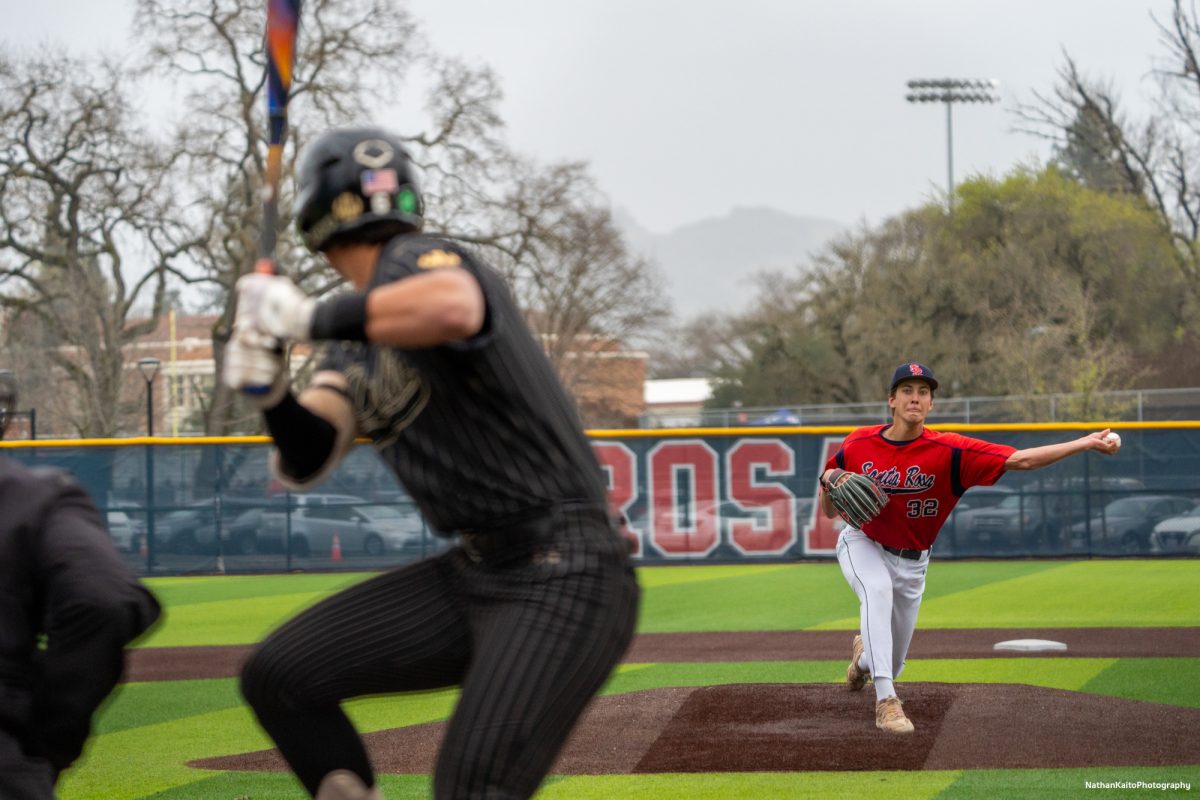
[861, 462, 936, 495]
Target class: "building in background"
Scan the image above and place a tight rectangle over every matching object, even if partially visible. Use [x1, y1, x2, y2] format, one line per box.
[554, 336, 648, 429]
[642, 378, 714, 428]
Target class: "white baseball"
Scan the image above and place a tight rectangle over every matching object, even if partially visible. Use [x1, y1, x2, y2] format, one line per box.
[1104, 432, 1121, 448]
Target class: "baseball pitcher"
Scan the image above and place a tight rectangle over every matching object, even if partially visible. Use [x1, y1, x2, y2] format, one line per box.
[820, 362, 1120, 733]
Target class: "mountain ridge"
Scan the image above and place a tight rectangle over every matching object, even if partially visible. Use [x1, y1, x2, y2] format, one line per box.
[613, 206, 848, 319]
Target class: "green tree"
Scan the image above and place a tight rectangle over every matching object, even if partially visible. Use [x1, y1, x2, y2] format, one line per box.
[712, 166, 1188, 412]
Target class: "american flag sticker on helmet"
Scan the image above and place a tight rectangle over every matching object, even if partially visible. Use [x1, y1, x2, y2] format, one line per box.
[361, 168, 399, 196]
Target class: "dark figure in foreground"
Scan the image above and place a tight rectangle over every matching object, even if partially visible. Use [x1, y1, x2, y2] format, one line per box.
[0, 370, 161, 798]
[225, 127, 639, 799]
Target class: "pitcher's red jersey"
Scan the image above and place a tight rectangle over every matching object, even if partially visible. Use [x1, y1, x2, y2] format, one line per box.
[825, 425, 1016, 550]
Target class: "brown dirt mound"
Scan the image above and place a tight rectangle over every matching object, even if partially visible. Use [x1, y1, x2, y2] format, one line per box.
[191, 682, 1200, 774]
[124, 627, 1200, 683]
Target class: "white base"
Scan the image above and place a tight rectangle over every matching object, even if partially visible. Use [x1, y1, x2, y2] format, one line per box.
[993, 638, 1068, 653]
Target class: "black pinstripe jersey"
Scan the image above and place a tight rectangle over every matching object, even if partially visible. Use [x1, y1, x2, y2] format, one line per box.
[317, 234, 609, 532]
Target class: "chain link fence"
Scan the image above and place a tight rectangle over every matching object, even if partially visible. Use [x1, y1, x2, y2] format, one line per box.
[641, 387, 1200, 428]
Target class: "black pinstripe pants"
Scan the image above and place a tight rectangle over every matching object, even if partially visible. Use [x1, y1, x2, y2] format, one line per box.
[241, 512, 639, 799]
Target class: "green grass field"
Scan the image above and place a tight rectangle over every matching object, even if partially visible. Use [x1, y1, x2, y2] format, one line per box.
[59, 561, 1200, 799]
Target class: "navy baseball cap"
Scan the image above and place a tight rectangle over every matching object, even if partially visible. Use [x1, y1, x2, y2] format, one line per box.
[890, 362, 938, 392]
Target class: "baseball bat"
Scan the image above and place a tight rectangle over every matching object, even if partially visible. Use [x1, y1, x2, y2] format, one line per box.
[257, 0, 301, 276]
[233, 0, 300, 398]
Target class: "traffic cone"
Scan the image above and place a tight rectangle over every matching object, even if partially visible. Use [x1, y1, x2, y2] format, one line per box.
[330, 532, 343, 562]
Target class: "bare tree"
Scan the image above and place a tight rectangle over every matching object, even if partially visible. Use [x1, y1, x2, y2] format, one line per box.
[1018, 0, 1200, 290]
[646, 312, 745, 380]
[473, 161, 671, 425]
[134, 0, 429, 433]
[135, 0, 566, 434]
[0, 49, 196, 437]
[137, 0, 669, 432]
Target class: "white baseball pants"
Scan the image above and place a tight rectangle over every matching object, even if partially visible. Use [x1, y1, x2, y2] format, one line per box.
[835, 528, 929, 702]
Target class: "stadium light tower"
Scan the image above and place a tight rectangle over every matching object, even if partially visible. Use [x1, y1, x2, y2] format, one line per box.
[905, 78, 1000, 208]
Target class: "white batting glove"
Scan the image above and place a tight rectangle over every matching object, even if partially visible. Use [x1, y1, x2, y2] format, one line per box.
[222, 328, 289, 409]
[235, 273, 317, 342]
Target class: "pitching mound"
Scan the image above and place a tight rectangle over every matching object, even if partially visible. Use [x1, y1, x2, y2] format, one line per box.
[192, 682, 1200, 773]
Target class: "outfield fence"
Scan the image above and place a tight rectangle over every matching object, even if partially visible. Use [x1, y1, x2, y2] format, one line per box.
[2, 422, 1198, 574]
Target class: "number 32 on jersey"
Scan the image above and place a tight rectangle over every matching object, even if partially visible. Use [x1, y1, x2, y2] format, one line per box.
[905, 498, 939, 518]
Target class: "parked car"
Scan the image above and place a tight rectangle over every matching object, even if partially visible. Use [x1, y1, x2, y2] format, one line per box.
[953, 478, 1144, 554]
[256, 494, 427, 557]
[750, 409, 802, 426]
[152, 499, 260, 555]
[937, 485, 1015, 556]
[1149, 505, 1200, 554]
[106, 510, 139, 553]
[953, 492, 1074, 554]
[1068, 495, 1199, 554]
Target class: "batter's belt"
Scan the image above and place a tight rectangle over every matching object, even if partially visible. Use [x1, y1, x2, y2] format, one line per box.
[456, 502, 617, 564]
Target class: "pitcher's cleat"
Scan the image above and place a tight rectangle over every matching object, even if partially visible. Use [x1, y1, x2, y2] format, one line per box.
[315, 770, 385, 800]
[875, 696, 914, 734]
[846, 634, 870, 691]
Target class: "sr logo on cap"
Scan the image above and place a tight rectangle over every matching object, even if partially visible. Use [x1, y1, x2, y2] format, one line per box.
[890, 362, 938, 392]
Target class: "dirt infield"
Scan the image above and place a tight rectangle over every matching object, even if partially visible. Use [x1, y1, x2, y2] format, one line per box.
[136, 627, 1199, 774]
[126, 627, 1200, 682]
[192, 683, 1200, 774]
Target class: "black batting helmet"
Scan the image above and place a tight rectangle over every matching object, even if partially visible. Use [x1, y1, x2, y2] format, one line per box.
[294, 126, 424, 253]
[0, 369, 17, 440]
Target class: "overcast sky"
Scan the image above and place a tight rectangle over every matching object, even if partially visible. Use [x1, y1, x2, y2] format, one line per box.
[7, 0, 1171, 233]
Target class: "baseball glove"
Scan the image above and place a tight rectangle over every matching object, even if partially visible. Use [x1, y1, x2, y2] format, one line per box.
[822, 469, 889, 529]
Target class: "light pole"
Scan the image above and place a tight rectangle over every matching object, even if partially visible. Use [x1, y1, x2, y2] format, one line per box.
[137, 357, 161, 435]
[905, 78, 1000, 208]
[137, 357, 161, 570]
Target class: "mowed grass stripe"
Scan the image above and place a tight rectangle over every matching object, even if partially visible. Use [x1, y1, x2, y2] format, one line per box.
[635, 563, 796, 588]
[94, 678, 243, 735]
[915, 560, 1200, 629]
[113, 765, 1200, 800]
[920, 559, 1065, 600]
[143, 572, 367, 608]
[68, 691, 459, 800]
[813, 560, 1200, 630]
[135, 590, 344, 647]
[898, 658, 1116, 692]
[638, 562, 1073, 632]
[935, 766, 1200, 799]
[538, 772, 962, 800]
[1081, 657, 1200, 708]
[144, 772, 425, 800]
[58, 705, 272, 800]
[132, 563, 1200, 647]
[636, 564, 848, 632]
[639, 561, 1142, 633]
